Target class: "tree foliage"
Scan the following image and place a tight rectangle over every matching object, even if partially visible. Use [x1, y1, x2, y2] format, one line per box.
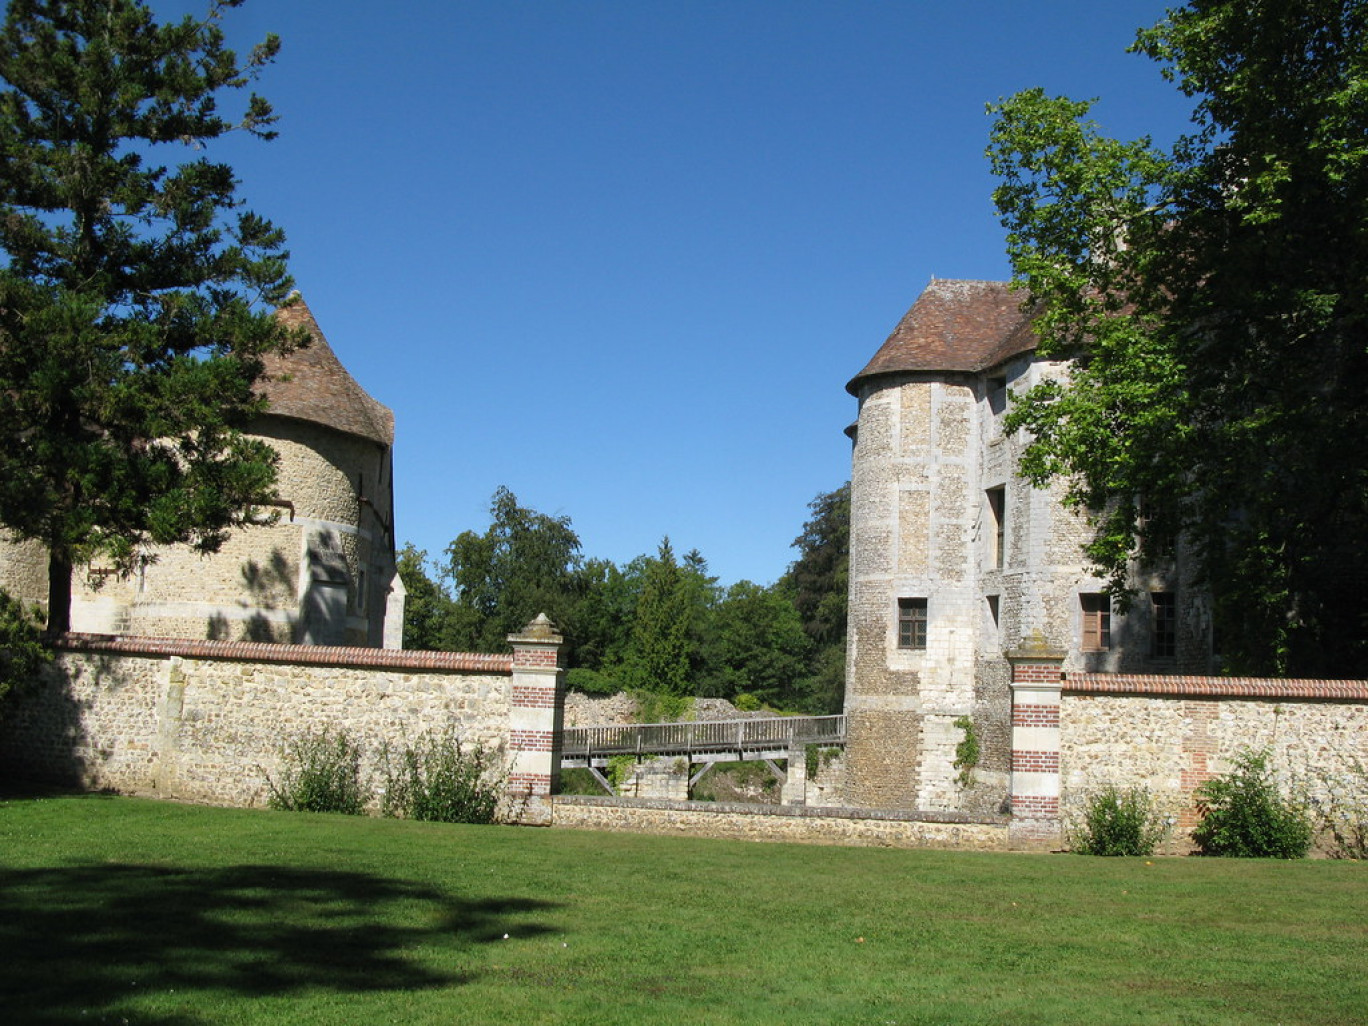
[408, 484, 848, 715]
[442, 486, 584, 652]
[0, 588, 49, 714]
[623, 538, 698, 697]
[395, 543, 459, 652]
[0, 0, 302, 632]
[987, 0, 1368, 675]
[776, 483, 849, 713]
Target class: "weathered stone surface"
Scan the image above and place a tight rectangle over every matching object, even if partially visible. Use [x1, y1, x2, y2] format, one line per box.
[551, 795, 1010, 850]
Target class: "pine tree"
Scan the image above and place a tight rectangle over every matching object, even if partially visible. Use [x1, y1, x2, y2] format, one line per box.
[0, 0, 302, 631]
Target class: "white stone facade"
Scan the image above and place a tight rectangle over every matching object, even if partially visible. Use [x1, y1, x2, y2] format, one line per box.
[843, 280, 1216, 814]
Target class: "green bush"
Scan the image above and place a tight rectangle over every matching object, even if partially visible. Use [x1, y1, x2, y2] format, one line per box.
[565, 667, 619, 695]
[380, 730, 506, 824]
[952, 715, 979, 788]
[1192, 748, 1312, 859]
[266, 728, 369, 815]
[1071, 785, 1167, 856]
[733, 691, 761, 712]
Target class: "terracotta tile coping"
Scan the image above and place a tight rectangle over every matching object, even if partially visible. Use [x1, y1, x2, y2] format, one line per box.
[1065, 673, 1368, 701]
[51, 633, 513, 674]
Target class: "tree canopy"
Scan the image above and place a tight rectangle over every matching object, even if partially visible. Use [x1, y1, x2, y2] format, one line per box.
[987, 0, 1368, 675]
[0, 0, 301, 631]
[405, 484, 849, 715]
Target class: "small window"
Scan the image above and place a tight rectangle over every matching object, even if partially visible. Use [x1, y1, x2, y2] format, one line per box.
[1151, 592, 1176, 658]
[986, 594, 1000, 628]
[897, 598, 928, 650]
[987, 375, 1008, 416]
[986, 487, 1006, 569]
[1081, 593, 1111, 651]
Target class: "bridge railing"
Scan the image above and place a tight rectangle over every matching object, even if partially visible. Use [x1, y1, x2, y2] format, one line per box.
[561, 715, 846, 758]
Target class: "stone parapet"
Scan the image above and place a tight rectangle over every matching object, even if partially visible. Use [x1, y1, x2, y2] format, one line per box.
[551, 795, 1010, 850]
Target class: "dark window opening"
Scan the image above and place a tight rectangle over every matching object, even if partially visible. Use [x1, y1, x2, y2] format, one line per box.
[898, 598, 928, 650]
[1151, 592, 1177, 658]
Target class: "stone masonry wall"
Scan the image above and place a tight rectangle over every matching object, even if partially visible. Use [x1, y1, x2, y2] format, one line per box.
[0, 635, 542, 813]
[1060, 675, 1368, 850]
[551, 795, 1009, 850]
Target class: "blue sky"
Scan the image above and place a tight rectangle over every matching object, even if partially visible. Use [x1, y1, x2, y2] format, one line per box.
[178, 0, 1195, 587]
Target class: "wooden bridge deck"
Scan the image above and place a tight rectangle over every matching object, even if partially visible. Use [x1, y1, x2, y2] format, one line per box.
[560, 714, 846, 767]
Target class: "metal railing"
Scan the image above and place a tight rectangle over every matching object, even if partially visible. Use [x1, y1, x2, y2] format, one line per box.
[561, 715, 846, 758]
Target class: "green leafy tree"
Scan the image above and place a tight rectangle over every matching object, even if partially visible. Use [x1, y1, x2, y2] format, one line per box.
[0, 589, 49, 714]
[565, 556, 640, 677]
[777, 483, 849, 713]
[443, 486, 583, 652]
[0, 0, 303, 633]
[622, 538, 698, 697]
[395, 543, 460, 651]
[987, 0, 1368, 675]
[698, 580, 812, 707]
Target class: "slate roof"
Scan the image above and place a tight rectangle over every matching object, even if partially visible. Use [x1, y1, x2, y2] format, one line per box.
[259, 297, 395, 447]
[846, 279, 1037, 395]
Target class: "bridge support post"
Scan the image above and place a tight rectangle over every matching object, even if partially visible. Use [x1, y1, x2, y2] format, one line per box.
[781, 740, 807, 806]
[508, 613, 565, 824]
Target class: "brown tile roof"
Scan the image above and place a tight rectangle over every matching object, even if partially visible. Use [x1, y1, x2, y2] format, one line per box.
[258, 296, 395, 446]
[846, 279, 1037, 395]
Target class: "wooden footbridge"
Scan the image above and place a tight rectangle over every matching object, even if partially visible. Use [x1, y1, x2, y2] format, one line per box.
[560, 714, 846, 796]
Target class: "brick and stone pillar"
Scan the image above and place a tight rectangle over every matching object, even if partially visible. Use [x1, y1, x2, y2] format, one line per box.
[1007, 639, 1064, 849]
[507, 613, 565, 824]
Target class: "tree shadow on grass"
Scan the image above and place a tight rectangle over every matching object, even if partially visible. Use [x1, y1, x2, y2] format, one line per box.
[0, 862, 559, 1025]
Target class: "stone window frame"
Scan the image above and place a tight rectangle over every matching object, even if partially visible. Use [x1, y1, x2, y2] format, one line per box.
[897, 597, 928, 650]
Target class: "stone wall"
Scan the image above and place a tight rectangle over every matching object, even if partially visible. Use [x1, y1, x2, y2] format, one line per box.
[0, 628, 562, 822]
[1060, 674, 1368, 850]
[551, 795, 1009, 850]
[997, 661, 1368, 851]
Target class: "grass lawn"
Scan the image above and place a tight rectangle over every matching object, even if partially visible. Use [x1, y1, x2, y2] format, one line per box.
[1, 791, 1365, 1025]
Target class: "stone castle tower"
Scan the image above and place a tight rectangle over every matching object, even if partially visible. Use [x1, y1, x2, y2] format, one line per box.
[842, 280, 1213, 815]
[0, 297, 404, 648]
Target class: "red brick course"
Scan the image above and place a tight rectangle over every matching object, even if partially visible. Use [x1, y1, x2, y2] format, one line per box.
[510, 730, 554, 752]
[1010, 795, 1060, 818]
[511, 685, 557, 708]
[1011, 750, 1060, 773]
[1012, 704, 1060, 728]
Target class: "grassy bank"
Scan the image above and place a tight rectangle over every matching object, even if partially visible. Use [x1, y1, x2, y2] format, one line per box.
[1, 792, 1364, 1025]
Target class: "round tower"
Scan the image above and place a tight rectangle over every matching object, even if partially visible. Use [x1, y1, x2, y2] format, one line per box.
[843, 280, 1035, 813]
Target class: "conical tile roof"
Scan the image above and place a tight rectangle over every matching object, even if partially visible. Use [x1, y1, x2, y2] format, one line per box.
[846, 279, 1037, 395]
[259, 297, 394, 446]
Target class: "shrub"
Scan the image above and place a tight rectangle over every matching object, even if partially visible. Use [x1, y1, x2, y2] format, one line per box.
[1071, 785, 1167, 856]
[266, 728, 369, 815]
[565, 667, 618, 695]
[952, 715, 979, 788]
[733, 692, 761, 712]
[380, 730, 507, 824]
[1192, 748, 1312, 858]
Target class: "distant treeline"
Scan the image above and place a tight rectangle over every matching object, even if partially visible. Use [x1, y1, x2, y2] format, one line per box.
[399, 484, 849, 715]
